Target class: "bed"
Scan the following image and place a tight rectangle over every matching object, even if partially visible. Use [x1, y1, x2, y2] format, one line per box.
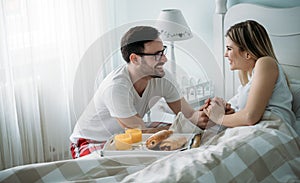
[1, 2, 300, 183]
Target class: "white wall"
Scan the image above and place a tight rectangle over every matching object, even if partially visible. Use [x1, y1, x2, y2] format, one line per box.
[111, 0, 300, 60]
[102, 0, 300, 99]
[113, 0, 215, 50]
[110, 0, 221, 97]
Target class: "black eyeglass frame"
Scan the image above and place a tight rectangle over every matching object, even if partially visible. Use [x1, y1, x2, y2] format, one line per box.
[135, 46, 167, 61]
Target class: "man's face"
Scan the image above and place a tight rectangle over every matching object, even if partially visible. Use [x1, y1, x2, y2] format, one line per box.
[139, 38, 168, 78]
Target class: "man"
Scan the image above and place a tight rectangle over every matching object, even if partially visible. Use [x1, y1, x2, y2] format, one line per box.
[69, 26, 209, 158]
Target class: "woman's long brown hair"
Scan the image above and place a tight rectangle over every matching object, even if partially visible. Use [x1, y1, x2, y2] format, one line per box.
[225, 20, 279, 85]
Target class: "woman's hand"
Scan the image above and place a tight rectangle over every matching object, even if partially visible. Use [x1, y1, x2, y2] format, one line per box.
[225, 103, 235, 114]
[203, 97, 226, 125]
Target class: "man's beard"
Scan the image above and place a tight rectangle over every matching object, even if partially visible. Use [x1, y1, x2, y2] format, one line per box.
[150, 69, 165, 78]
[150, 75, 162, 78]
[141, 58, 165, 78]
[151, 63, 165, 78]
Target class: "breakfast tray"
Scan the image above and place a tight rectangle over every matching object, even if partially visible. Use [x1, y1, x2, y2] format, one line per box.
[100, 133, 199, 157]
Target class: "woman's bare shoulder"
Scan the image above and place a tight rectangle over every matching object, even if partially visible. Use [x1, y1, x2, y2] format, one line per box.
[256, 56, 278, 71]
[256, 56, 277, 64]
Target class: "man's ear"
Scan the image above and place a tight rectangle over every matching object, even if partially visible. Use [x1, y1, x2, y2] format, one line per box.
[129, 53, 140, 64]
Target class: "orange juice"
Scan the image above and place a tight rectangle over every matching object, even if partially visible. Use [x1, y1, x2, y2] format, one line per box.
[125, 128, 142, 143]
[114, 133, 132, 150]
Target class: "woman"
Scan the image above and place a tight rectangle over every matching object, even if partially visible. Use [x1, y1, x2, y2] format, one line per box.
[204, 20, 296, 128]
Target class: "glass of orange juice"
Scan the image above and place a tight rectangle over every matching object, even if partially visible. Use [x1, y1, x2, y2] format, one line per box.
[114, 133, 132, 150]
[125, 126, 142, 144]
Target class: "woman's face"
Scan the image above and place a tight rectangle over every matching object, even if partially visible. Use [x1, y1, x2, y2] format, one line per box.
[224, 37, 247, 71]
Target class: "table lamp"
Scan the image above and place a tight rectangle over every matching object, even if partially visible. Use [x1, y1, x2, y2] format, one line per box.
[156, 9, 193, 78]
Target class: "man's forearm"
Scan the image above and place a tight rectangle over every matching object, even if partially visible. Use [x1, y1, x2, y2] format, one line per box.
[142, 126, 170, 133]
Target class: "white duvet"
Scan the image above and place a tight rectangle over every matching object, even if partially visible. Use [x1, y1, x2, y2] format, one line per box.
[1, 112, 299, 183]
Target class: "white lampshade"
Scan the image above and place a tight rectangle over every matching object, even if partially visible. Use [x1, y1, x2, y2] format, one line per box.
[156, 9, 193, 41]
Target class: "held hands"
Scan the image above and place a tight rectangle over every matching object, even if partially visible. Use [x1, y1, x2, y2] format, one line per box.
[190, 98, 211, 129]
[202, 98, 235, 115]
[203, 97, 226, 125]
[193, 97, 235, 128]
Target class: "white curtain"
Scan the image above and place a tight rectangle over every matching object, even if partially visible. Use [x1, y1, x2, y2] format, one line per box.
[0, 0, 115, 170]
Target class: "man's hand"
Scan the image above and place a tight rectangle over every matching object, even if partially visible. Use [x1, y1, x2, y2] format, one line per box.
[199, 98, 211, 111]
[187, 110, 209, 129]
[196, 111, 209, 129]
[190, 98, 210, 129]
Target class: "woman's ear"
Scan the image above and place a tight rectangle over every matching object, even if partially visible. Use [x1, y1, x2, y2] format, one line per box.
[244, 52, 251, 60]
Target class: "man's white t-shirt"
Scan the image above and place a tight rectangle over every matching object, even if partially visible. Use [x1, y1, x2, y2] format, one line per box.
[70, 64, 181, 142]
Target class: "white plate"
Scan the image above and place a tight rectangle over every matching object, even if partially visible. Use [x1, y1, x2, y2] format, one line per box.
[100, 133, 195, 157]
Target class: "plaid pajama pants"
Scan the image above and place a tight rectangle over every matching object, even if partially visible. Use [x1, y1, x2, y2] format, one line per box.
[70, 138, 106, 159]
[70, 122, 171, 159]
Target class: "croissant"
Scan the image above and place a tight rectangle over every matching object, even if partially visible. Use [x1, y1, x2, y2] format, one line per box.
[191, 134, 201, 148]
[145, 130, 173, 149]
[159, 136, 187, 151]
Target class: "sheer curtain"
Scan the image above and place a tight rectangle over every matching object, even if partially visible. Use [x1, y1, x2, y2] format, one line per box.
[0, 0, 115, 170]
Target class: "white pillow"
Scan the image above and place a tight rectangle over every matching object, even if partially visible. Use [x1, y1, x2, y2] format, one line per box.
[291, 80, 300, 117]
[290, 79, 300, 135]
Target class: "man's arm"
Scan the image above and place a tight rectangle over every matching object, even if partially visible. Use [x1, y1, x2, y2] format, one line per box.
[116, 114, 170, 133]
[167, 98, 209, 129]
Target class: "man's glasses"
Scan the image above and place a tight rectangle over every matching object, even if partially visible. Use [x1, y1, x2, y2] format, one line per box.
[135, 46, 167, 61]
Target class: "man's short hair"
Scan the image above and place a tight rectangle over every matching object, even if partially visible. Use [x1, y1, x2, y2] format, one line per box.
[120, 26, 159, 63]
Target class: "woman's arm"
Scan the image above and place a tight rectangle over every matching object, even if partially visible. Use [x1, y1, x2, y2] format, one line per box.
[222, 57, 278, 127]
